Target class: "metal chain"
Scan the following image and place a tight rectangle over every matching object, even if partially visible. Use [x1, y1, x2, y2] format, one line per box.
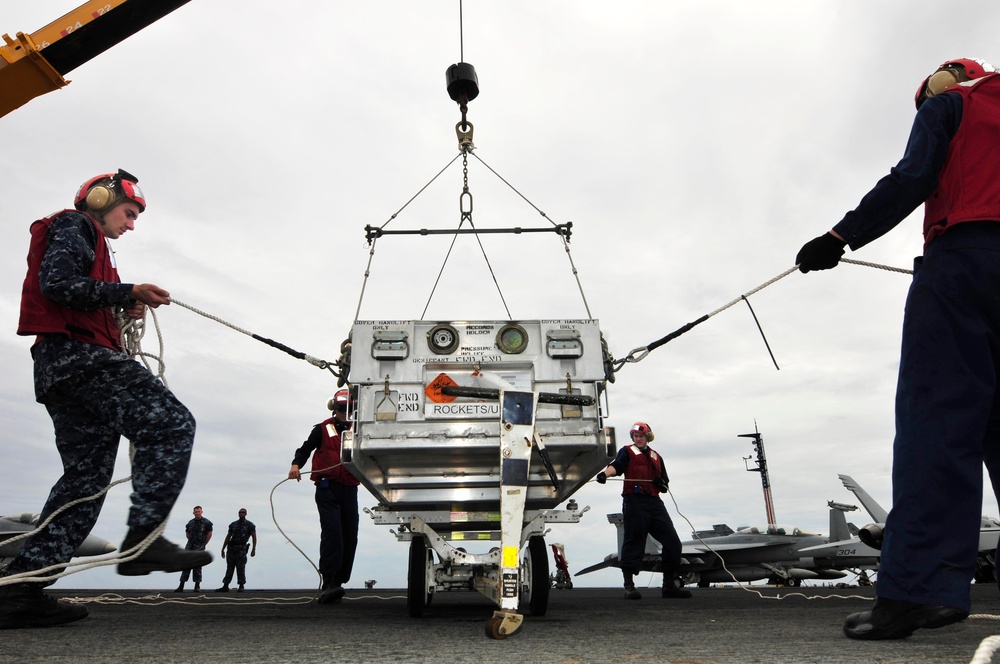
[420, 139, 512, 320]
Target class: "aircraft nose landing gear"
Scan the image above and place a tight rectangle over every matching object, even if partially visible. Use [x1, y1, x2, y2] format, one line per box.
[485, 609, 524, 640]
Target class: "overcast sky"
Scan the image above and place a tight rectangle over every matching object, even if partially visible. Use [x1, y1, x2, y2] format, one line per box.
[3, 1, 1000, 593]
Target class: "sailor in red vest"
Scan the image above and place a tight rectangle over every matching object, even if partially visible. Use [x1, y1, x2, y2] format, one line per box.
[796, 58, 1000, 640]
[596, 422, 691, 600]
[288, 388, 361, 604]
[0, 170, 210, 630]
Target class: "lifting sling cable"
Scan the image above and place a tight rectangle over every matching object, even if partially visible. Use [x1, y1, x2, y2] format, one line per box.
[420, 213, 513, 321]
[352, 150, 594, 322]
[351, 153, 462, 323]
[613, 258, 913, 373]
[421, 147, 512, 320]
[470, 151, 594, 319]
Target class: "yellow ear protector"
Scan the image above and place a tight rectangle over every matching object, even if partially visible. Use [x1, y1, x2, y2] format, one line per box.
[926, 68, 961, 97]
[85, 180, 119, 212]
[75, 169, 145, 213]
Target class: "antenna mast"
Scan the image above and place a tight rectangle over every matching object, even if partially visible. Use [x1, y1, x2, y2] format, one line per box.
[739, 423, 776, 526]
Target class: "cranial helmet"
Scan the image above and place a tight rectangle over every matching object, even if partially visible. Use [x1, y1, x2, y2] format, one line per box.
[915, 58, 997, 109]
[630, 422, 654, 442]
[328, 389, 351, 415]
[74, 169, 146, 213]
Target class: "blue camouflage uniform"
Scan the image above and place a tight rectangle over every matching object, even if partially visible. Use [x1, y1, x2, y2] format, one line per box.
[179, 517, 213, 584]
[3, 211, 195, 580]
[221, 518, 256, 586]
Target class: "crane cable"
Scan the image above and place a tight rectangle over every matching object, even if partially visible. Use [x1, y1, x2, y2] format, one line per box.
[352, 1, 594, 323]
[612, 258, 912, 374]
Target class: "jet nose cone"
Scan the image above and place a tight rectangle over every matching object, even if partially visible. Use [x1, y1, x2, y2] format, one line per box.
[75, 535, 117, 557]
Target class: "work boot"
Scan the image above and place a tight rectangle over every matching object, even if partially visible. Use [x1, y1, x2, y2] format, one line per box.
[193, 583, 200, 592]
[318, 574, 345, 605]
[844, 597, 968, 640]
[622, 570, 641, 600]
[661, 577, 692, 599]
[117, 528, 213, 577]
[174, 583, 184, 593]
[237, 585, 245, 593]
[216, 585, 230, 592]
[0, 582, 89, 629]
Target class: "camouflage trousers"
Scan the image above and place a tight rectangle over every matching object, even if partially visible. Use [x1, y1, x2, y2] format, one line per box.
[4, 356, 195, 577]
[178, 545, 208, 584]
[222, 546, 249, 586]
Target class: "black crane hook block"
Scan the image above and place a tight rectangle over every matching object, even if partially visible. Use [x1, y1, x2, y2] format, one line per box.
[446, 62, 479, 104]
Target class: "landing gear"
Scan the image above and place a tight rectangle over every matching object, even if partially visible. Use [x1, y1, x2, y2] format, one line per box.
[521, 535, 550, 616]
[407, 535, 433, 617]
[974, 551, 997, 584]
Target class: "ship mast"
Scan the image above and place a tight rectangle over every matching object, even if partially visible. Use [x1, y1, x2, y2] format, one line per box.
[739, 424, 776, 526]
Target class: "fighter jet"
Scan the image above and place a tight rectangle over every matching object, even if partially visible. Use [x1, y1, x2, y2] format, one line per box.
[1, 513, 116, 566]
[576, 501, 880, 587]
[835, 474, 1000, 583]
[578, 474, 1000, 587]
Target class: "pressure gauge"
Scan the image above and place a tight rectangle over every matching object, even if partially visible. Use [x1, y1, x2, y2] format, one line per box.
[496, 323, 528, 354]
[427, 323, 460, 354]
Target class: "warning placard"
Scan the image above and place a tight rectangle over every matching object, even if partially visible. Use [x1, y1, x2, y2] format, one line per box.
[424, 373, 458, 403]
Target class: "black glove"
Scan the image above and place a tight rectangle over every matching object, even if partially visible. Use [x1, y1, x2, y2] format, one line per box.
[653, 476, 668, 493]
[596, 471, 607, 484]
[795, 233, 846, 273]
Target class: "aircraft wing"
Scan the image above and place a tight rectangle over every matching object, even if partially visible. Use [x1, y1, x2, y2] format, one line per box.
[980, 527, 1000, 553]
[798, 538, 880, 559]
[0, 513, 116, 561]
[838, 474, 889, 522]
[575, 554, 619, 576]
[684, 536, 800, 555]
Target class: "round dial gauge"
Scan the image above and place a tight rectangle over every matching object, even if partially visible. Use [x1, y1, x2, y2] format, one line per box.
[427, 324, 460, 354]
[497, 324, 528, 354]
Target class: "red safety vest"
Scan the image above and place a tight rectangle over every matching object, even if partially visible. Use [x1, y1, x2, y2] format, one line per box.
[621, 444, 664, 497]
[923, 74, 1000, 247]
[310, 418, 360, 486]
[17, 211, 122, 351]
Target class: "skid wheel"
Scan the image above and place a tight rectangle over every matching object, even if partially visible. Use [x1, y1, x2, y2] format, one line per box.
[485, 616, 506, 640]
[484, 610, 523, 640]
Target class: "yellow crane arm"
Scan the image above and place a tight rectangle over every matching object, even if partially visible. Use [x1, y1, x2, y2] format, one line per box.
[0, 0, 193, 118]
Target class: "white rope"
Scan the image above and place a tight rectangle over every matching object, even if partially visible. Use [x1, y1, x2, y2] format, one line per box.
[269, 476, 320, 584]
[663, 490, 871, 601]
[167, 298, 255, 337]
[970, 635, 1000, 664]
[269, 461, 410, 603]
[655, 482, 1000, 664]
[1, 308, 172, 586]
[705, 266, 799, 319]
[0, 519, 167, 586]
[116, 306, 167, 386]
[842, 257, 913, 275]
[72, 592, 317, 606]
